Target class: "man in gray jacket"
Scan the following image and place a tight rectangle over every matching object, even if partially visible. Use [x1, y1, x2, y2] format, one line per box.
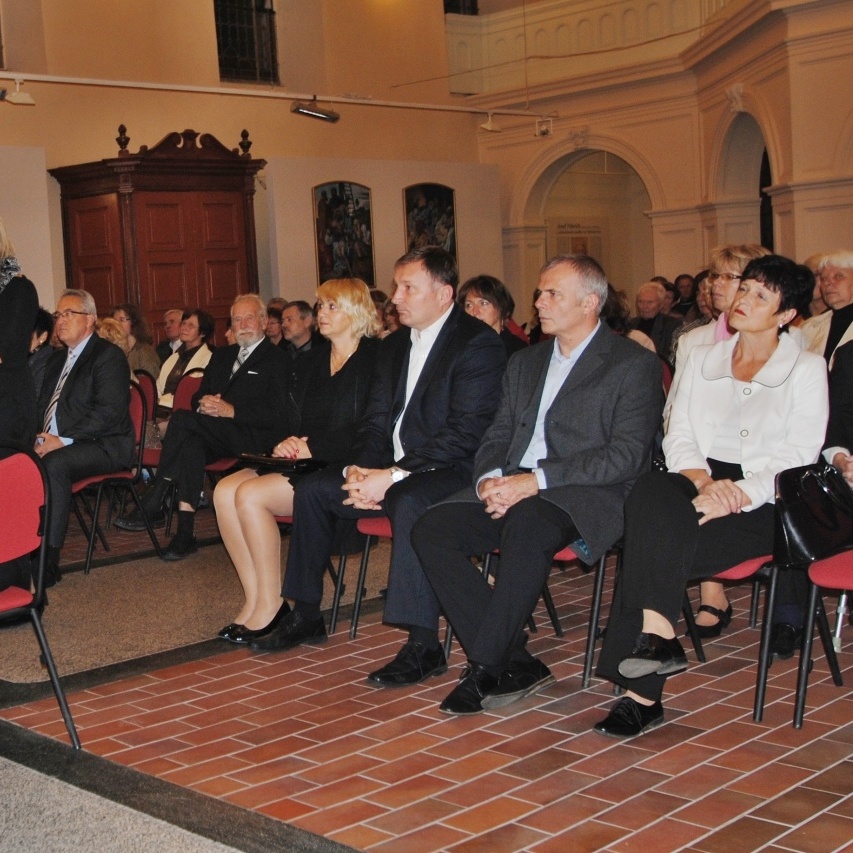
[412, 254, 663, 715]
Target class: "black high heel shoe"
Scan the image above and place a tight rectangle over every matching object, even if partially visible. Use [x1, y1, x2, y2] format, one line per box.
[228, 600, 291, 645]
[217, 623, 243, 641]
[690, 603, 733, 639]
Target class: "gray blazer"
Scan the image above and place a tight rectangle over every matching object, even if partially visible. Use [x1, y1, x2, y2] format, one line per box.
[445, 324, 664, 563]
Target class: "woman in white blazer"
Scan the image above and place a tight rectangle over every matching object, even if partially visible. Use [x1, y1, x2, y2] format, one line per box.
[593, 254, 828, 739]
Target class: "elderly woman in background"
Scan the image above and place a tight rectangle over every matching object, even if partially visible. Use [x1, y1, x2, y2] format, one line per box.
[213, 278, 381, 645]
[593, 255, 828, 738]
[459, 274, 527, 357]
[112, 303, 161, 377]
[155, 309, 214, 425]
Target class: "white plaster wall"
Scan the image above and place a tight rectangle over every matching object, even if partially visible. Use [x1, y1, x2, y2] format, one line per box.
[0, 145, 61, 308]
[263, 157, 504, 303]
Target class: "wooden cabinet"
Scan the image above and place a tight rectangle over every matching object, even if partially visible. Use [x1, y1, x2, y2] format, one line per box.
[50, 128, 265, 345]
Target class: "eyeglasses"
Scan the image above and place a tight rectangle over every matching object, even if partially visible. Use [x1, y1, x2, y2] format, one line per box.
[52, 309, 91, 321]
[707, 272, 742, 283]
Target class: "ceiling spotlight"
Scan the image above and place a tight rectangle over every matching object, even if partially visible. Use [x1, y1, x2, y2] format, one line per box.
[479, 113, 502, 133]
[1, 79, 36, 106]
[535, 117, 553, 138]
[290, 98, 339, 123]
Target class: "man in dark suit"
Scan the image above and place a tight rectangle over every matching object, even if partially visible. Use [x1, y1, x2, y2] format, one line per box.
[629, 280, 682, 362]
[251, 247, 507, 688]
[117, 294, 289, 560]
[411, 255, 664, 715]
[35, 289, 134, 583]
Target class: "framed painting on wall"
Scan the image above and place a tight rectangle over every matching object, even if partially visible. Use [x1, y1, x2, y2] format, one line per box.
[314, 181, 375, 286]
[404, 183, 456, 261]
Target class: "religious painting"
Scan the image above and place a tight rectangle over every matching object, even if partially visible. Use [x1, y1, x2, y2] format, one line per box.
[403, 183, 456, 261]
[314, 181, 375, 286]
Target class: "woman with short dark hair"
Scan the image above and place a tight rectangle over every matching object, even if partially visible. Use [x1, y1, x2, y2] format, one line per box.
[593, 255, 829, 738]
[112, 302, 161, 377]
[458, 274, 527, 356]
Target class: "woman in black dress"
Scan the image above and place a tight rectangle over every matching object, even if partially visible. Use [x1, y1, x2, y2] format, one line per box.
[213, 278, 381, 643]
[0, 218, 39, 450]
[0, 218, 40, 590]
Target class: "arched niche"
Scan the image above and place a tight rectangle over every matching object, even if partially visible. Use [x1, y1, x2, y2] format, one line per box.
[711, 111, 771, 248]
[509, 148, 654, 303]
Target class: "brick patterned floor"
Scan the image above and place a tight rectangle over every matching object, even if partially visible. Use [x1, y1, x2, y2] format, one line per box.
[2, 556, 852, 852]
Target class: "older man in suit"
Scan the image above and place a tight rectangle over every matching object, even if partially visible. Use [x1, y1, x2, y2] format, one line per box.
[35, 289, 134, 583]
[411, 255, 664, 715]
[117, 294, 289, 560]
[251, 247, 507, 688]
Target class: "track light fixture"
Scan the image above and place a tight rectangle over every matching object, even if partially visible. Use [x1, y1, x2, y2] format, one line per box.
[290, 97, 339, 123]
[0, 78, 36, 106]
[479, 112, 502, 133]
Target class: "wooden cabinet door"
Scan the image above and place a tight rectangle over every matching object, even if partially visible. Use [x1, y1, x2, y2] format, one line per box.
[135, 190, 248, 344]
[65, 194, 125, 313]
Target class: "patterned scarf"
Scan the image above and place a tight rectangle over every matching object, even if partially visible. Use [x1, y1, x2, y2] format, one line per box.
[0, 256, 22, 296]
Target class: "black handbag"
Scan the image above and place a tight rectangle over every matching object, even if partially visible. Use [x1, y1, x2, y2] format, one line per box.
[774, 462, 853, 565]
[238, 453, 327, 475]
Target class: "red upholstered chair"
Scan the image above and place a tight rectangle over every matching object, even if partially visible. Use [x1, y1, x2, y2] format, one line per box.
[72, 383, 163, 572]
[0, 448, 81, 749]
[133, 369, 157, 425]
[793, 550, 848, 728]
[347, 517, 456, 657]
[142, 368, 203, 477]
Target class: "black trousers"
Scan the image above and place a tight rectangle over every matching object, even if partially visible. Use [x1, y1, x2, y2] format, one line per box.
[283, 466, 469, 631]
[595, 470, 791, 702]
[412, 496, 579, 669]
[42, 441, 114, 548]
[156, 410, 248, 509]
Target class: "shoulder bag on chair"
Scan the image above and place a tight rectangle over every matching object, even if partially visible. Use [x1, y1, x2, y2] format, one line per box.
[774, 462, 853, 564]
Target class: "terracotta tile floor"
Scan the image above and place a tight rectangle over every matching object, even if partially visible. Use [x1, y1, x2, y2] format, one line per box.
[3, 552, 853, 852]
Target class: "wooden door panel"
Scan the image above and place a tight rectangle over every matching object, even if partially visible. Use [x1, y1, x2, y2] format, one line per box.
[197, 195, 242, 248]
[137, 198, 189, 251]
[67, 194, 124, 312]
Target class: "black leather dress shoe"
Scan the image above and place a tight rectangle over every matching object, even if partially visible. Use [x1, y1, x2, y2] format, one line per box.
[367, 642, 447, 687]
[770, 622, 802, 660]
[228, 601, 291, 645]
[481, 657, 555, 710]
[161, 534, 198, 561]
[115, 508, 166, 531]
[217, 623, 242, 641]
[593, 696, 664, 738]
[439, 664, 499, 715]
[249, 610, 327, 652]
[618, 632, 688, 679]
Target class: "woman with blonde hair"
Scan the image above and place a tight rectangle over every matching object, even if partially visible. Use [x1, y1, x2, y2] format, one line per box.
[214, 278, 381, 644]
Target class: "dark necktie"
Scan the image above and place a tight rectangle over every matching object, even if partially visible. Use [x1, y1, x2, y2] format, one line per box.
[43, 352, 77, 434]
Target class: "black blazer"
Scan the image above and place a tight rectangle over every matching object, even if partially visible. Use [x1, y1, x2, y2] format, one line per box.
[37, 334, 134, 468]
[449, 325, 664, 563]
[825, 340, 853, 452]
[286, 336, 382, 464]
[354, 305, 507, 478]
[194, 337, 289, 452]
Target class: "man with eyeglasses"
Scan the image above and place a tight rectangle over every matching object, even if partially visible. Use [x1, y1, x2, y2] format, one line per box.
[116, 294, 289, 560]
[35, 289, 134, 585]
[802, 250, 853, 366]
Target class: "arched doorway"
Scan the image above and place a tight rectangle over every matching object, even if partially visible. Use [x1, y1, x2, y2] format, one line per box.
[713, 112, 772, 251]
[542, 150, 653, 298]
